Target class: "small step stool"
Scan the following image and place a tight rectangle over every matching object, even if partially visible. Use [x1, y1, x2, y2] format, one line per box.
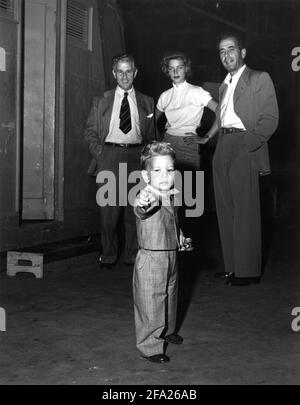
[7, 251, 43, 279]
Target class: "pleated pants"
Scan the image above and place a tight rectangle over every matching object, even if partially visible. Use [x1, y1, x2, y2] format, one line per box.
[133, 249, 178, 356]
[212, 131, 261, 278]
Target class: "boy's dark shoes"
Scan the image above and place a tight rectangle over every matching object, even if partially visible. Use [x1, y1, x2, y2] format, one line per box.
[164, 333, 183, 344]
[142, 354, 170, 363]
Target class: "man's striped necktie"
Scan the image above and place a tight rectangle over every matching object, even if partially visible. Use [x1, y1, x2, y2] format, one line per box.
[119, 92, 132, 134]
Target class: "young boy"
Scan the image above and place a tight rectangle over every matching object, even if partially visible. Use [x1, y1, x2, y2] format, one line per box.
[133, 141, 186, 364]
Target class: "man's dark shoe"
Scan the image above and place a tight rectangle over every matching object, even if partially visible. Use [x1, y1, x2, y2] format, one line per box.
[214, 271, 234, 279]
[226, 276, 261, 286]
[98, 262, 114, 271]
[164, 333, 183, 344]
[142, 354, 170, 363]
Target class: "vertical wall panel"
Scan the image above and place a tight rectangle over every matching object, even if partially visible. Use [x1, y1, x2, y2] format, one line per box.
[22, 0, 57, 219]
[0, 17, 18, 214]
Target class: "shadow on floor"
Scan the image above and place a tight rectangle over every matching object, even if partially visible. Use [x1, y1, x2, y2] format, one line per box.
[0, 212, 300, 385]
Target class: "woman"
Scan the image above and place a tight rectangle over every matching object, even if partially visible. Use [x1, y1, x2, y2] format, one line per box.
[156, 51, 217, 171]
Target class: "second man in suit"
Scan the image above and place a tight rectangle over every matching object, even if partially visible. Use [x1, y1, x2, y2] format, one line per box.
[199, 33, 279, 285]
[84, 53, 156, 270]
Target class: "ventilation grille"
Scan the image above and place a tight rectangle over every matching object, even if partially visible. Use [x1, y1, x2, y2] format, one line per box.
[67, 1, 93, 50]
[0, 0, 15, 19]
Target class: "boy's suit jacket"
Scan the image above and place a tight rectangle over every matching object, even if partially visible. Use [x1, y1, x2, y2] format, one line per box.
[134, 200, 180, 251]
[216, 66, 279, 174]
[84, 89, 156, 176]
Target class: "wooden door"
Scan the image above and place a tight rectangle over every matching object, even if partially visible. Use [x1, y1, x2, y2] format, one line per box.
[0, 3, 19, 215]
[22, 0, 57, 219]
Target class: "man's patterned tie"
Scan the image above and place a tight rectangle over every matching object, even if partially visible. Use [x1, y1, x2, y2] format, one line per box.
[119, 92, 131, 134]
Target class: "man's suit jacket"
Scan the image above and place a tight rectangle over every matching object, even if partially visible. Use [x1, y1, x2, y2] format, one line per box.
[84, 88, 156, 175]
[217, 66, 279, 174]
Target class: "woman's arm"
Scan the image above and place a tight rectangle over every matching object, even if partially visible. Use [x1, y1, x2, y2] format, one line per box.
[155, 108, 165, 140]
[203, 118, 219, 142]
[206, 99, 218, 113]
[183, 119, 219, 145]
[155, 107, 164, 123]
[183, 97, 219, 145]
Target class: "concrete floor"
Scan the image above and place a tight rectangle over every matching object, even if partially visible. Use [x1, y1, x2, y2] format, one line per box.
[0, 212, 299, 385]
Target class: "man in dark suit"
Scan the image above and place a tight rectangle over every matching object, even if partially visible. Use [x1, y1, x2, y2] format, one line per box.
[84, 53, 156, 270]
[200, 33, 279, 285]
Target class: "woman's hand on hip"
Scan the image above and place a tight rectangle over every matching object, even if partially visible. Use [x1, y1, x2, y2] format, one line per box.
[183, 133, 209, 145]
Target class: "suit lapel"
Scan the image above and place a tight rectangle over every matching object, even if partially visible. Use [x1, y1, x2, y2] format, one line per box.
[234, 66, 250, 105]
[102, 90, 115, 135]
[219, 82, 228, 104]
[217, 82, 228, 125]
[135, 89, 144, 133]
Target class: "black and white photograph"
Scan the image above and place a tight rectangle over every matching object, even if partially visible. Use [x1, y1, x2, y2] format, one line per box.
[0, 0, 299, 392]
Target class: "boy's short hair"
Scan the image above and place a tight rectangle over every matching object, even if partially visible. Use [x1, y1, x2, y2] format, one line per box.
[141, 141, 176, 170]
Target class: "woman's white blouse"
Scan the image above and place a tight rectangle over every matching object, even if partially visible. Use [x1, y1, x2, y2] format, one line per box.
[156, 80, 212, 136]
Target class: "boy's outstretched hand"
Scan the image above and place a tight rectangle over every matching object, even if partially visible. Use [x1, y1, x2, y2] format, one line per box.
[136, 187, 156, 208]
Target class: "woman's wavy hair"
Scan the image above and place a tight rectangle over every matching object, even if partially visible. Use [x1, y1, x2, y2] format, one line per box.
[161, 51, 192, 78]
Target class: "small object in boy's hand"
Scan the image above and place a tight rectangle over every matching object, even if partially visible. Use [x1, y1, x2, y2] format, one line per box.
[141, 200, 151, 211]
[140, 189, 151, 210]
[179, 237, 194, 252]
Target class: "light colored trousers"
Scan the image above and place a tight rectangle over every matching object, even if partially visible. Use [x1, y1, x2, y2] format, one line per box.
[133, 249, 178, 357]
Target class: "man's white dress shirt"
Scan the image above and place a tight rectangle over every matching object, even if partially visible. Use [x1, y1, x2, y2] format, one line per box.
[106, 86, 142, 144]
[220, 64, 246, 129]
